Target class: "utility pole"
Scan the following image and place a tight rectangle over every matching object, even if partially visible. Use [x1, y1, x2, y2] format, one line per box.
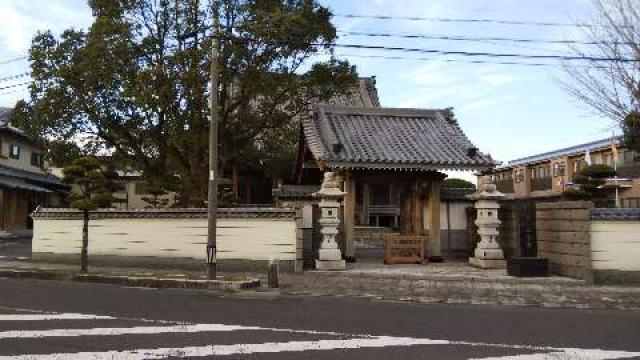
[206, 0, 220, 279]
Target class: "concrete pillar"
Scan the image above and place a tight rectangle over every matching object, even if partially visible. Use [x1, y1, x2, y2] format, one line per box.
[315, 172, 347, 270]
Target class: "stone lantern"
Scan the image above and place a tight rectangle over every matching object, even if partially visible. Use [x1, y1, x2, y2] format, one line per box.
[469, 180, 506, 269]
[314, 172, 346, 270]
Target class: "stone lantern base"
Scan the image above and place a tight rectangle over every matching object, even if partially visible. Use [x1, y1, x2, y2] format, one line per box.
[469, 241, 506, 269]
[469, 257, 506, 269]
[315, 259, 346, 270]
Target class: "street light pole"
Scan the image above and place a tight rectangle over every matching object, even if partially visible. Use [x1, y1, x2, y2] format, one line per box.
[206, 0, 220, 280]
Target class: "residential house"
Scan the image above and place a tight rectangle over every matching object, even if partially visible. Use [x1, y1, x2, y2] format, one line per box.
[0, 107, 68, 232]
[485, 137, 640, 207]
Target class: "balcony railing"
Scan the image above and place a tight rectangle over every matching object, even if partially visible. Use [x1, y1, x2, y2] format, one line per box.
[495, 179, 514, 193]
[531, 177, 552, 192]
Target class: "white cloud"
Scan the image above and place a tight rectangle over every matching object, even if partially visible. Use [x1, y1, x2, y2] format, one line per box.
[0, 1, 91, 56]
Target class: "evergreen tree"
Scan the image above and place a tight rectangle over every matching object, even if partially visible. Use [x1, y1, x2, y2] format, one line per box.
[13, 0, 357, 206]
[63, 157, 119, 272]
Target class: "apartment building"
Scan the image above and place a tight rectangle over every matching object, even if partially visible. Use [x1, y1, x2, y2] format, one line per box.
[485, 137, 640, 207]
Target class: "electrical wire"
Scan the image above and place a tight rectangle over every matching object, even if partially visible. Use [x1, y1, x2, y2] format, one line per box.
[335, 14, 596, 28]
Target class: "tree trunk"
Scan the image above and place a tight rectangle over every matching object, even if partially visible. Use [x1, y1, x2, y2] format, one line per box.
[81, 209, 89, 273]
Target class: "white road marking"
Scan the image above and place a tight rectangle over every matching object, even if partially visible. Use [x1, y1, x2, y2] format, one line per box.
[0, 306, 638, 359]
[0, 323, 264, 339]
[1, 334, 638, 360]
[0, 314, 115, 321]
[471, 349, 640, 359]
[0, 337, 450, 359]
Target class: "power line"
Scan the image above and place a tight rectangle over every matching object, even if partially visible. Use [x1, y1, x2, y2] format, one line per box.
[335, 14, 594, 28]
[339, 31, 631, 46]
[0, 56, 28, 65]
[0, 72, 30, 83]
[0, 82, 30, 92]
[336, 53, 610, 69]
[330, 43, 638, 62]
[0, 86, 28, 96]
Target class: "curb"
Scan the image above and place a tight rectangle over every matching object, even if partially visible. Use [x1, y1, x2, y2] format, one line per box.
[0, 269, 260, 291]
[304, 270, 589, 288]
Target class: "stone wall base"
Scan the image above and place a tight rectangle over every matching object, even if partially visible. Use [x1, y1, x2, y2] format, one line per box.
[593, 270, 640, 285]
[32, 253, 299, 273]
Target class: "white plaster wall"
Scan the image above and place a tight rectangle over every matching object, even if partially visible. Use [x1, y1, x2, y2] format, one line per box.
[33, 218, 297, 261]
[590, 221, 640, 271]
[440, 202, 470, 231]
[424, 202, 470, 231]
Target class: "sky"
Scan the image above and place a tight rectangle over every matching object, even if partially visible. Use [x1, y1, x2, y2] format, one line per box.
[0, 0, 618, 178]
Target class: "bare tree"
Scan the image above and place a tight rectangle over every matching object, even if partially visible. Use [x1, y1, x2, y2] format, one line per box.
[564, 0, 640, 146]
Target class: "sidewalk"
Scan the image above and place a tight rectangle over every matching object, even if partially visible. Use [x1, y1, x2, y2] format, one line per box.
[0, 260, 260, 291]
[2, 259, 640, 310]
[279, 261, 640, 310]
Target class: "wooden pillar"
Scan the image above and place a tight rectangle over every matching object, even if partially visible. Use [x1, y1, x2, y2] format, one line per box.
[362, 183, 370, 226]
[411, 179, 424, 235]
[427, 180, 442, 261]
[343, 171, 356, 259]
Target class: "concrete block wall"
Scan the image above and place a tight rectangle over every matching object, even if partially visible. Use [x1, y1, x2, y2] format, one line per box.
[536, 201, 593, 281]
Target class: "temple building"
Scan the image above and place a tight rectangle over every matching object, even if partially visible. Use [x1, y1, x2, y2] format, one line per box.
[292, 99, 495, 261]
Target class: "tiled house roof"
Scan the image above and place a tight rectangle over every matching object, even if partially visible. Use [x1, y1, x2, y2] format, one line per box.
[0, 107, 11, 125]
[319, 77, 380, 108]
[273, 185, 320, 200]
[302, 105, 495, 172]
[0, 164, 68, 192]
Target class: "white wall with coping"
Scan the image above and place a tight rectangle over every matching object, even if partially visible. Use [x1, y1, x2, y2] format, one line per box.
[32, 208, 300, 271]
[590, 221, 640, 272]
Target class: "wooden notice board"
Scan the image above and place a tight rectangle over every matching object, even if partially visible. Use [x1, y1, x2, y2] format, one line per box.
[384, 235, 428, 264]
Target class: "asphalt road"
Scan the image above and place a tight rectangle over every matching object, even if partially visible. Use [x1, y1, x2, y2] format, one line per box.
[0, 278, 639, 359]
[0, 236, 31, 260]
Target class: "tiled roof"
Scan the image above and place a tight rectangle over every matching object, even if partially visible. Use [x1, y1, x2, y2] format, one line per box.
[32, 207, 296, 220]
[302, 105, 495, 171]
[591, 208, 640, 221]
[441, 188, 476, 201]
[273, 185, 320, 200]
[319, 77, 380, 108]
[506, 137, 621, 167]
[0, 107, 34, 142]
[0, 107, 11, 125]
[0, 164, 68, 192]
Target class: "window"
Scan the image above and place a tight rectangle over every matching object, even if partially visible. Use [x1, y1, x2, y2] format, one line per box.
[9, 144, 20, 159]
[622, 150, 637, 164]
[621, 198, 640, 208]
[553, 163, 566, 177]
[31, 153, 44, 167]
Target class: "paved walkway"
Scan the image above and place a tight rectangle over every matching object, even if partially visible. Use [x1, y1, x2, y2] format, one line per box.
[2, 258, 640, 310]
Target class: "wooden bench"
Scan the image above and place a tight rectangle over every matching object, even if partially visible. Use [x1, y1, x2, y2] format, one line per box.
[384, 235, 428, 264]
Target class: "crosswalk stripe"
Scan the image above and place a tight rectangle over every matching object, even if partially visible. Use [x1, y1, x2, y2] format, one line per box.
[471, 349, 640, 359]
[0, 323, 264, 339]
[0, 314, 115, 321]
[0, 337, 450, 359]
